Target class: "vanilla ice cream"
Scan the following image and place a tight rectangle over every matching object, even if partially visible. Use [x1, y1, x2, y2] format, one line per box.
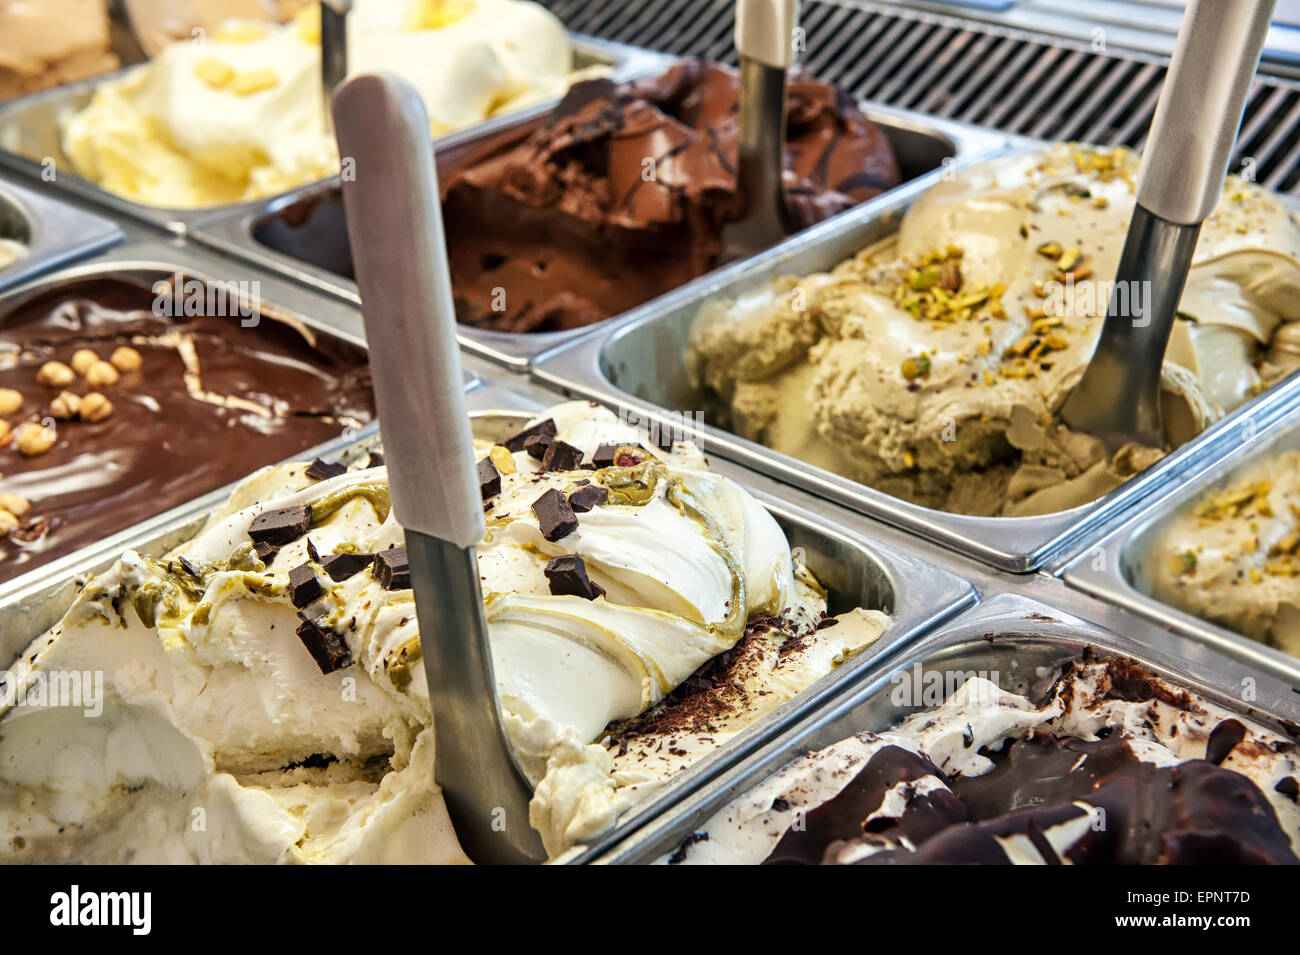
[688, 144, 1300, 517]
[0, 402, 889, 862]
[61, 0, 603, 207]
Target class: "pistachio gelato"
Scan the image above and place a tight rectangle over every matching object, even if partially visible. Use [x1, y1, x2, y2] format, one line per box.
[0, 401, 889, 862]
[687, 144, 1300, 517]
[1147, 450, 1300, 659]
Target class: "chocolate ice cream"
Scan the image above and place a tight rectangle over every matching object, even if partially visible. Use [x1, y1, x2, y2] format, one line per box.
[0, 276, 372, 584]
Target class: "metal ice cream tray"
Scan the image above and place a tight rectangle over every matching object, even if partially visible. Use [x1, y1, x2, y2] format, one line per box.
[588, 593, 1300, 864]
[531, 147, 1300, 573]
[0, 383, 976, 865]
[0, 176, 122, 293]
[0, 236, 482, 618]
[0, 35, 666, 236]
[1064, 403, 1300, 690]
[187, 92, 1005, 369]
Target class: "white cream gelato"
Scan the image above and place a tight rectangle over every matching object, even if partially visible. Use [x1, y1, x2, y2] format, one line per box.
[0, 402, 889, 862]
[61, 0, 601, 207]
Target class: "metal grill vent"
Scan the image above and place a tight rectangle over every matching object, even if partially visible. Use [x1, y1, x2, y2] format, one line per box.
[546, 0, 1300, 196]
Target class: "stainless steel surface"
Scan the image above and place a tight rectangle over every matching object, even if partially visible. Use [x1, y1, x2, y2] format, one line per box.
[334, 72, 539, 864]
[1134, 0, 1275, 225]
[0, 178, 123, 293]
[1064, 400, 1300, 690]
[590, 592, 1300, 864]
[543, 0, 1300, 197]
[0, 35, 664, 236]
[0, 234, 473, 606]
[0, 384, 975, 864]
[1059, 206, 1201, 450]
[190, 98, 1005, 369]
[532, 149, 1300, 572]
[721, 0, 797, 263]
[320, 1, 353, 133]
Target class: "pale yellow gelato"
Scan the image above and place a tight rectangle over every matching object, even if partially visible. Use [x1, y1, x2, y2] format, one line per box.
[688, 144, 1300, 517]
[61, 0, 603, 207]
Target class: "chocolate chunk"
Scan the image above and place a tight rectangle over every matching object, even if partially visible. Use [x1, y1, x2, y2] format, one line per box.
[532, 488, 578, 541]
[541, 439, 583, 472]
[321, 552, 375, 582]
[177, 556, 202, 579]
[373, 547, 411, 590]
[295, 619, 353, 674]
[650, 425, 674, 452]
[253, 540, 280, 564]
[248, 504, 312, 546]
[477, 456, 501, 500]
[366, 451, 385, 469]
[544, 554, 605, 600]
[305, 457, 347, 481]
[1206, 719, 1248, 766]
[307, 538, 320, 563]
[503, 418, 557, 453]
[288, 563, 323, 608]
[568, 484, 609, 513]
[1276, 777, 1299, 802]
[592, 443, 620, 468]
[523, 433, 553, 461]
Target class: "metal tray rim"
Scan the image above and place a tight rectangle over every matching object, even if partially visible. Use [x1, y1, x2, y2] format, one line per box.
[0, 178, 123, 293]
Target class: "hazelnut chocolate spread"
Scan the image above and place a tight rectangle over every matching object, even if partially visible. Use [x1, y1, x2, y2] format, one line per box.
[440, 58, 901, 333]
[0, 276, 373, 584]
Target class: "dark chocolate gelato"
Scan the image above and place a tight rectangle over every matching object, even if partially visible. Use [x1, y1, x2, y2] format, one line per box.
[0, 275, 373, 584]
[443, 59, 901, 332]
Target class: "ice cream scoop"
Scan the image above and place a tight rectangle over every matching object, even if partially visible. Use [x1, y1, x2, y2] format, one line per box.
[333, 71, 544, 863]
[1061, 0, 1275, 450]
[719, 0, 797, 264]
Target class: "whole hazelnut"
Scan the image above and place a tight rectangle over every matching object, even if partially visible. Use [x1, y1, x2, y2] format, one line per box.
[36, 361, 75, 388]
[70, 349, 99, 376]
[79, 392, 114, 423]
[0, 493, 29, 516]
[110, 346, 143, 373]
[0, 388, 22, 416]
[0, 510, 17, 536]
[50, 391, 82, 421]
[16, 423, 56, 457]
[85, 360, 120, 388]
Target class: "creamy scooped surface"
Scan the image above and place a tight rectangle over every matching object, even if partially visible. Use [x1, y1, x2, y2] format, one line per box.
[1146, 450, 1300, 659]
[687, 144, 1300, 517]
[662, 655, 1300, 864]
[0, 402, 888, 862]
[59, 0, 603, 208]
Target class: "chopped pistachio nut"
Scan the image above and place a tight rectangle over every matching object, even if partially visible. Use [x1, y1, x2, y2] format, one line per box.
[893, 247, 1006, 324]
[901, 353, 932, 380]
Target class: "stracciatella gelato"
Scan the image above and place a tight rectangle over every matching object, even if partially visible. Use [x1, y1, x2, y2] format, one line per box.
[687, 144, 1300, 517]
[61, 0, 604, 207]
[1147, 450, 1300, 659]
[0, 402, 888, 862]
[662, 655, 1300, 865]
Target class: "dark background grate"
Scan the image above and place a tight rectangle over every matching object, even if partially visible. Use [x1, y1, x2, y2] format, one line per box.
[545, 0, 1300, 196]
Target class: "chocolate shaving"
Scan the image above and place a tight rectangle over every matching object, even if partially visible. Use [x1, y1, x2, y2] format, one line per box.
[248, 504, 312, 547]
[177, 556, 202, 579]
[305, 457, 347, 481]
[366, 451, 385, 469]
[531, 488, 577, 542]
